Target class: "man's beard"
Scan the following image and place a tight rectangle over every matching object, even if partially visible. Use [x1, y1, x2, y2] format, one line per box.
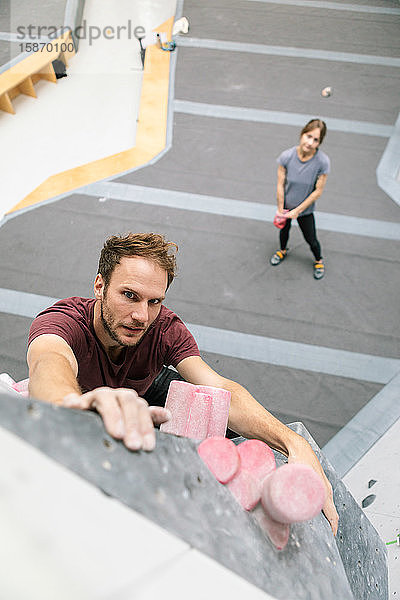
[100, 297, 146, 348]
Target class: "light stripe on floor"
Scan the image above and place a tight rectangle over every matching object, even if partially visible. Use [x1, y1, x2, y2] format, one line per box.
[0, 33, 22, 41]
[177, 37, 400, 69]
[174, 100, 394, 138]
[188, 323, 399, 385]
[1, 287, 399, 384]
[244, 0, 400, 15]
[0, 288, 58, 319]
[322, 372, 400, 476]
[80, 183, 400, 241]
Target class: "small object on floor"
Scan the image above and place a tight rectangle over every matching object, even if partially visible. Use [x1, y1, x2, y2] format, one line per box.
[314, 260, 325, 279]
[270, 249, 288, 266]
[197, 437, 240, 483]
[137, 36, 146, 68]
[172, 16, 190, 36]
[368, 479, 377, 488]
[52, 59, 67, 79]
[156, 33, 176, 52]
[162, 40, 176, 52]
[321, 86, 332, 97]
[361, 494, 376, 509]
[386, 534, 400, 546]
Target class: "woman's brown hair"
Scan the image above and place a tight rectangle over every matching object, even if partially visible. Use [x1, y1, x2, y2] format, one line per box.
[300, 119, 327, 145]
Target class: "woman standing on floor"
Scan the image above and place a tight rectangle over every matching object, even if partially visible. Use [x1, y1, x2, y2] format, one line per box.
[270, 118, 330, 280]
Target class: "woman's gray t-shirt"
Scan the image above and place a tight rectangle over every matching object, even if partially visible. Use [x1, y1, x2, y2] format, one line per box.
[277, 146, 330, 216]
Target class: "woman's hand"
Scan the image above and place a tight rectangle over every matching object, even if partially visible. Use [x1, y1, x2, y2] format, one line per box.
[286, 208, 301, 219]
[276, 208, 288, 217]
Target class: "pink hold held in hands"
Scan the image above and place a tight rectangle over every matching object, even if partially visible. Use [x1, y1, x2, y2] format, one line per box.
[197, 437, 240, 484]
[160, 380, 231, 440]
[261, 463, 327, 524]
[273, 209, 289, 229]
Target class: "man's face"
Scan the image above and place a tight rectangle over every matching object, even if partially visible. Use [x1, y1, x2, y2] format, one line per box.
[94, 256, 168, 348]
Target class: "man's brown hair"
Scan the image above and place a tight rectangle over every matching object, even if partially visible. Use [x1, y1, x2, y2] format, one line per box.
[300, 118, 327, 145]
[98, 233, 178, 289]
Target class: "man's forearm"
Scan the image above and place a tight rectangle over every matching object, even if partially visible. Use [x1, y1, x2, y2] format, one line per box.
[222, 379, 302, 456]
[28, 353, 81, 404]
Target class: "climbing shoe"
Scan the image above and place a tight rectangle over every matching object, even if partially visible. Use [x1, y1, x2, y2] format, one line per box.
[270, 249, 288, 266]
[314, 260, 325, 280]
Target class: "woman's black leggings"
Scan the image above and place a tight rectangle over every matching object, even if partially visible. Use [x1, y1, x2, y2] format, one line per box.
[280, 213, 322, 261]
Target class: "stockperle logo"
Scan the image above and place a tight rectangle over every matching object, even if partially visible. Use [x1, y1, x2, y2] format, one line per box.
[16, 21, 146, 46]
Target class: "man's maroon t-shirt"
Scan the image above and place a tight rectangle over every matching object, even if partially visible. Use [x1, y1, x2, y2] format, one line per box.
[28, 297, 200, 395]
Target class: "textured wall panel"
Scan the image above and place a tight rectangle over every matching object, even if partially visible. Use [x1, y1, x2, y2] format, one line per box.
[0, 393, 387, 599]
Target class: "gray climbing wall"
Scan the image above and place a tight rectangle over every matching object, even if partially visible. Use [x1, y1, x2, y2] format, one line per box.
[0, 392, 388, 599]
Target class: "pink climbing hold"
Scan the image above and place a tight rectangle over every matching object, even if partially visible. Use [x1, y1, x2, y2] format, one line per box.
[252, 504, 290, 551]
[261, 463, 327, 524]
[226, 440, 275, 510]
[196, 384, 231, 438]
[237, 439, 276, 483]
[227, 469, 261, 511]
[12, 378, 29, 397]
[0, 374, 29, 398]
[185, 391, 213, 440]
[160, 380, 231, 440]
[197, 437, 240, 484]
